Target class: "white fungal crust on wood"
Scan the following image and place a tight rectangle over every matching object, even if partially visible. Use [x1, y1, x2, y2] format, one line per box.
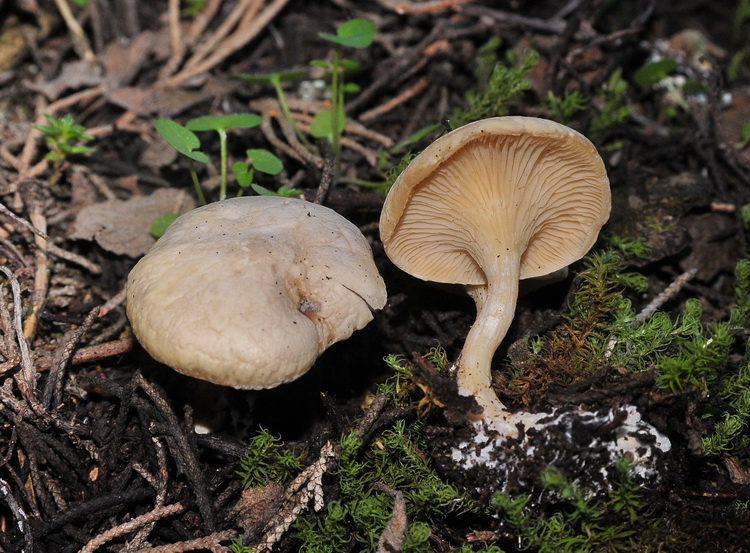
[449, 403, 671, 492]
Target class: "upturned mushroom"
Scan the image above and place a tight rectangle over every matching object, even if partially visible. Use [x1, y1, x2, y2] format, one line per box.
[380, 116, 610, 433]
[127, 196, 386, 389]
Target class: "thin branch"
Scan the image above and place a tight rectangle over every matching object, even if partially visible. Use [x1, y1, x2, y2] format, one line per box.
[0, 267, 41, 414]
[79, 502, 184, 553]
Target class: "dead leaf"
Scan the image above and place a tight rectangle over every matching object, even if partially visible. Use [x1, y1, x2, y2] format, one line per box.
[28, 59, 104, 100]
[70, 188, 196, 257]
[105, 78, 236, 117]
[100, 30, 168, 88]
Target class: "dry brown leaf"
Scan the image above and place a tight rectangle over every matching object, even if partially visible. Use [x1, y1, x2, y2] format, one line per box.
[100, 30, 169, 88]
[70, 188, 196, 257]
[105, 78, 235, 117]
[28, 59, 104, 100]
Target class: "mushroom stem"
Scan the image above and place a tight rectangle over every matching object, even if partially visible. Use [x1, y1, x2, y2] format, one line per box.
[457, 252, 521, 425]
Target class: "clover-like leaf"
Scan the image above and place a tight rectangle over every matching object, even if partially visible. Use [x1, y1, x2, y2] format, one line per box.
[633, 59, 680, 86]
[149, 212, 180, 238]
[318, 18, 375, 49]
[154, 119, 209, 163]
[246, 149, 283, 175]
[186, 113, 262, 132]
[232, 161, 254, 188]
[237, 70, 307, 84]
[309, 107, 346, 140]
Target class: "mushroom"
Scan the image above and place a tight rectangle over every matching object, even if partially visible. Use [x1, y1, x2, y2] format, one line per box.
[379, 116, 610, 432]
[127, 196, 386, 389]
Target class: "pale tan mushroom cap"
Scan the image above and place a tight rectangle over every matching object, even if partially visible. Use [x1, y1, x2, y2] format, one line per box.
[380, 116, 611, 284]
[127, 197, 386, 389]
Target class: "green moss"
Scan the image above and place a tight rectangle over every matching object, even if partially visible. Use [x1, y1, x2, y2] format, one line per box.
[546, 89, 588, 126]
[590, 68, 631, 138]
[290, 414, 473, 553]
[450, 48, 539, 128]
[507, 246, 742, 404]
[236, 427, 305, 489]
[505, 249, 643, 403]
[489, 460, 647, 553]
[701, 261, 750, 459]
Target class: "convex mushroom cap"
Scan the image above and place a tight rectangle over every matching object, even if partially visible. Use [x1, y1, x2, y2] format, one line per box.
[380, 116, 610, 427]
[127, 196, 386, 389]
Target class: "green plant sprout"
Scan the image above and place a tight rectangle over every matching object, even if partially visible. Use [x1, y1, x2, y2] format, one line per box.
[633, 58, 681, 86]
[149, 212, 180, 239]
[237, 70, 309, 146]
[231, 147, 292, 197]
[310, 18, 376, 164]
[737, 123, 750, 150]
[154, 118, 209, 205]
[182, 0, 207, 16]
[185, 114, 263, 201]
[34, 113, 94, 179]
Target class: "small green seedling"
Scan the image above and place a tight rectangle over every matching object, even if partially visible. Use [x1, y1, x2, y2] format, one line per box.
[34, 113, 94, 177]
[633, 58, 680, 86]
[149, 212, 180, 239]
[633, 58, 705, 114]
[310, 18, 376, 164]
[250, 183, 302, 197]
[155, 118, 209, 205]
[182, 0, 207, 16]
[185, 114, 263, 201]
[237, 70, 309, 146]
[232, 148, 293, 197]
[737, 123, 750, 149]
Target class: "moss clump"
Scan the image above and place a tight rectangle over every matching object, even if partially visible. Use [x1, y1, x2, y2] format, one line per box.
[449, 48, 539, 128]
[291, 418, 473, 553]
[488, 459, 648, 553]
[505, 248, 647, 404]
[505, 245, 746, 407]
[236, 427, 305, 489]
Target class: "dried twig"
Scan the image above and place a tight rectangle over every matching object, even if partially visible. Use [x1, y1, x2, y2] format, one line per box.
[79, 502, 185, 553]
[52, 0, 96, 63]
[359, 77, 429, 122]
[377, 0, 472, 14]
[253, 393, 388, 551]
[130, 440, 169, 549]
[254, 441, 337, 552]
[314, 139, 334, 205]
[99, 288, 128, 317]
[35, 337, 134, 371]
[0, 267, 41, 414]
[136, 374, 216, 530]
[164, 0, 291, 87]
[42, 306, 100, 409]
[604, 268, 700, 360]
[635, 268, 698, 326]
[47, 242, 102, 274]
[0, 201, 50, 242]
[157, 0, 186, 81]
[132, 530, 238, 553]
[19, 180, 49, 339]
[372, 482, 408, 553]
[0, 476, 34, 553]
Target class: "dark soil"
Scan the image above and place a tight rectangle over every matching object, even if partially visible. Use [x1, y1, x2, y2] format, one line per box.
[1, 0, 750, 551]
